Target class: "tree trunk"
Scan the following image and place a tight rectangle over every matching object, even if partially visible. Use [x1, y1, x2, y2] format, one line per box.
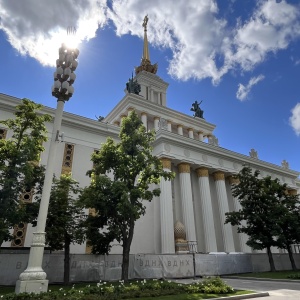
[64, 235, 71, 285]
[266, 246, 276, 272]
[121, 239, 130, 282]
[286, 244, 297, 271]
[121, 220, 135, 282]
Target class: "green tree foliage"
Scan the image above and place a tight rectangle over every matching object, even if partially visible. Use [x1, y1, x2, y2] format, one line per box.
[0, 99, 52, 246]
[46, 174, 85, 285]
[80, 111, 175, 281]
[225, 166, 300, 271]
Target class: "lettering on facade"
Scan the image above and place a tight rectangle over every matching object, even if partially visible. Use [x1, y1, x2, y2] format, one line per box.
[138, 258, 192, 269]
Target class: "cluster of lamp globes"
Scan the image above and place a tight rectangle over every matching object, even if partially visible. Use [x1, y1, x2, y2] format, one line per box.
[51, 43, 79, 101]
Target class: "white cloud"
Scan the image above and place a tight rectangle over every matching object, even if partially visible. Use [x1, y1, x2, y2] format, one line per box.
[236, 75, 265, 101]
[230, 0, 300, 72]
[0, 0, 299, 83]
[108, 0, 227, 84]
[290, 103, 300, 136]
[0, 0, 107, 66]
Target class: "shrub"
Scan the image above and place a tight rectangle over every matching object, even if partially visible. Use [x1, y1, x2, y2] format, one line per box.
[0, 277, 234, 299]
[287, 273, 300, 279]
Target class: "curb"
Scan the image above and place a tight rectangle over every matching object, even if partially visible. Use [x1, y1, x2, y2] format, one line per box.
[209, 292, 269, 300]
[222, 276, 299, 283]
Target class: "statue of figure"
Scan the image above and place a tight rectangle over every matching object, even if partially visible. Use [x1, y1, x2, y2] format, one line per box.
[126, 74, 141, 95]
[249, 148, 258, 159]
[281, 160, 289, 169]
[208, 135, 219, 146]
[190, 100, 204, 118]
[95, 115, 104, 122]
[142, 15, 149, 30]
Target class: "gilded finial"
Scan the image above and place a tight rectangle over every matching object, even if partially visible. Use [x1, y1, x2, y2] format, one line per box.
[142, 15, 149, 30]
[135, 15, 158, 75]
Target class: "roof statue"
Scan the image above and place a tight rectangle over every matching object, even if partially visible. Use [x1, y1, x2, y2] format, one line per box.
[208, 135, 219, 146]
[135, 15, 158, 75]
[281, 159, 289, 169]
[126, 73, 141, 95]
[249, 148, 258, 159]
[190, 100, 204, 119]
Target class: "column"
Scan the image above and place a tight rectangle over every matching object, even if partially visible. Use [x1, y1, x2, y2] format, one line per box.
[120, 114, 127, 125]
[188, 128, 194, 139]
[213, 171, 235, 252]
[178, 163, 197, 251]
[162, 92, 166, 106]
[160, 158, 175, 253]
[288, 189, 298, 196]
[167, 120, 172, 132]
[141, 112, 147, 130]
[196, 168, 217, 252]
[207, 134, 212, 143]
[177, 125, 183, 135]
[127, 107, 134, 116]
[154, 117, 160, 131]
[150, 88, 154, 102]
[198, 131, 204, 142]
[228, 176, 252, 253]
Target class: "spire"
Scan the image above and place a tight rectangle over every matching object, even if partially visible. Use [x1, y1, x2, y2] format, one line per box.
[135, 15, 158, 75]
[142, 15, 150, 61]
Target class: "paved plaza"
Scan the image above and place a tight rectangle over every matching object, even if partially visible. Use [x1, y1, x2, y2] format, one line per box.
[224, 278, 300, 299]
[176, 277, 300, 300]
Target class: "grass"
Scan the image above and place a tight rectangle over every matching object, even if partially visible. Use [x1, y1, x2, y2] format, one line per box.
[231, 270, 300, 279]
[126, 290, 254, 300]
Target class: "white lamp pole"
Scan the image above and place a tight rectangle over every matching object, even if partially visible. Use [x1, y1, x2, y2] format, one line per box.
[15, 43, 79, 294]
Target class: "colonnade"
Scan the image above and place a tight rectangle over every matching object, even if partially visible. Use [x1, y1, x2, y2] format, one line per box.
[114, 109, 212, 142]
[159, 158, 249, 254]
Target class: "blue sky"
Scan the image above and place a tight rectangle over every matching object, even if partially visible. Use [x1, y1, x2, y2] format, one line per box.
[0, 0, 300, 173]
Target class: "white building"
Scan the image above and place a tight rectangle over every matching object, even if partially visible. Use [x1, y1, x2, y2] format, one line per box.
[0, 21, 299, 256]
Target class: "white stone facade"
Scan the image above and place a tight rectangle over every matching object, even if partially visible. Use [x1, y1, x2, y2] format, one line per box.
[0, 68, 299, 255]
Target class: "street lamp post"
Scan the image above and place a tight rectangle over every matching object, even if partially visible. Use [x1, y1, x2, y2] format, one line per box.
[15, 43, 79, 294]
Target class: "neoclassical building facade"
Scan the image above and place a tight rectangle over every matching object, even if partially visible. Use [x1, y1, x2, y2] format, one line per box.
[0, 20, 299, 255]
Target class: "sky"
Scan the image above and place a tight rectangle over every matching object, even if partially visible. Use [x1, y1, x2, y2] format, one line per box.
[0, 0, 300, 173]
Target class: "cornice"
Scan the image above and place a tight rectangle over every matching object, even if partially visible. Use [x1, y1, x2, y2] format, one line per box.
[0, 93, 120, 138]
[135, 71, 169, 88]
[153, 130, 300, 178]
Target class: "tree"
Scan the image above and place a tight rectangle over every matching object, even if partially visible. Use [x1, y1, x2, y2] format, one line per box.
[0, 99, 52, 246]
[80, 111, 174, 281]
[225, 166, 300, 271]
[45, 174, 85, 285]
[273, 189, 300, 270]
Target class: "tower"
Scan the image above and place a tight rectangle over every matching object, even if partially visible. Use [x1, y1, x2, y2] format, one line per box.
[134, 15, 168, 106]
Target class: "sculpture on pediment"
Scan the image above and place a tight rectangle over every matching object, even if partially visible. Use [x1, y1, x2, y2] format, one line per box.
[208, 135, 219, 146]
[95, 115, 104, 122]
[281, 160, 289, 169]
[126, 74, 141, 95]
[249, 148, 258, 159]
[191, 100, 204, 119]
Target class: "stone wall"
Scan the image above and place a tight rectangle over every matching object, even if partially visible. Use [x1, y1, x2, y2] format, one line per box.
[1, 253, 299, 286]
